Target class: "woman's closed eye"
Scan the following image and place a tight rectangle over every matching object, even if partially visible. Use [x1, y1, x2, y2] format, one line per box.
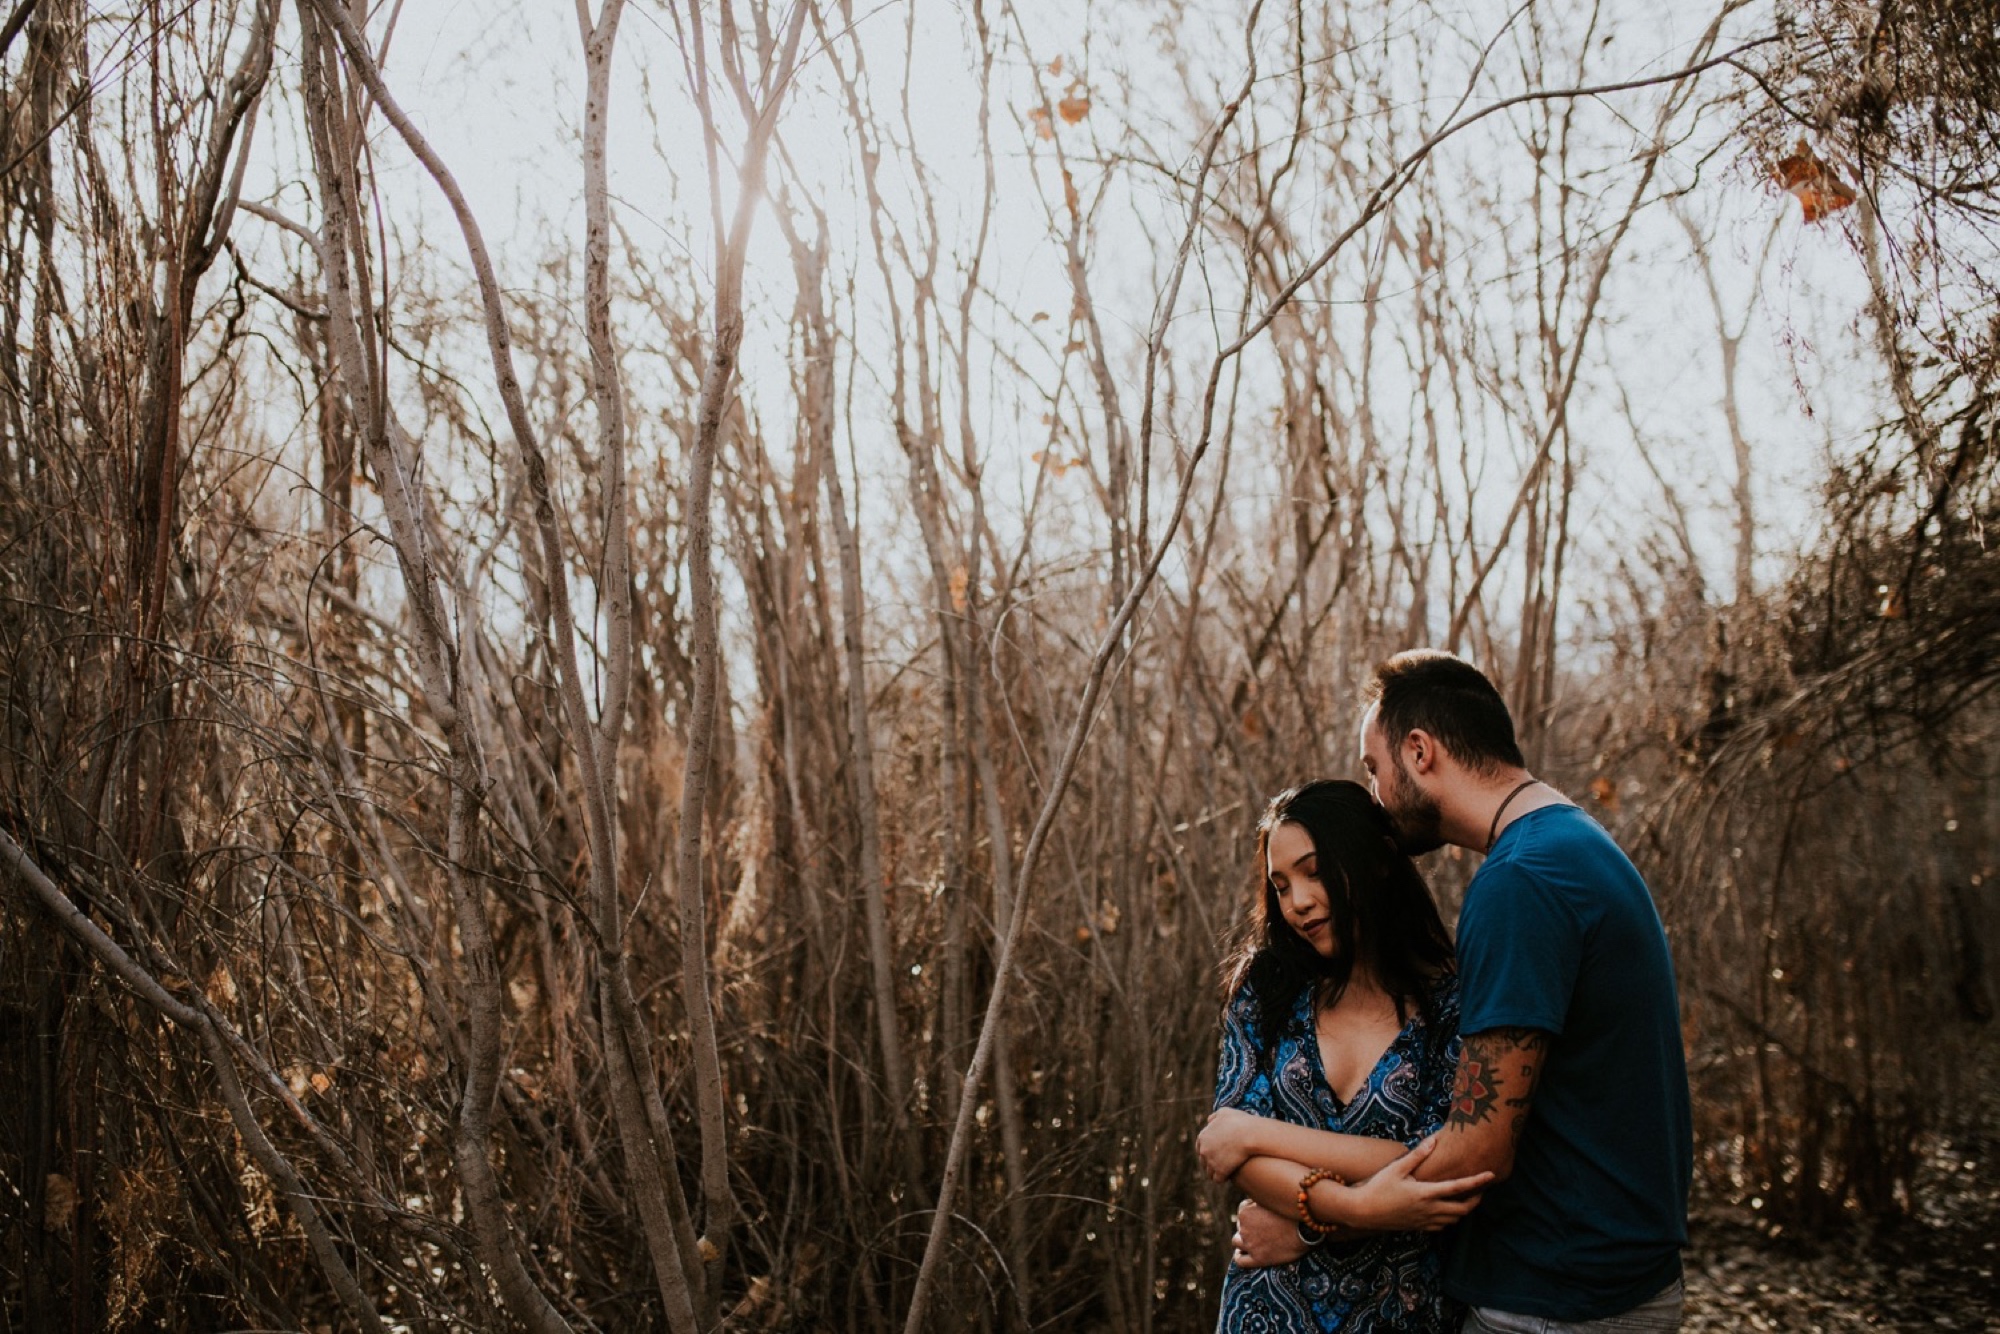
[1271, 864, 1318, 895]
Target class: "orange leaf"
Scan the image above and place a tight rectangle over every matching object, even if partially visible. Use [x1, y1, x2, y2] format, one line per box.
[1027, 105, 1054, 140]
[948, 565, 969, 613]
[1048, 55, 1064, 77]
[1062, 167, 1080, 217]
[1772, 139, 1854, 223]
[1589, 776, 1619, 811]
[1058, 91, 1091, 124]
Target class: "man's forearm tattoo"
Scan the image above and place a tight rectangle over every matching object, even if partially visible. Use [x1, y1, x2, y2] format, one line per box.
[1448, 1027, 1550, 1133]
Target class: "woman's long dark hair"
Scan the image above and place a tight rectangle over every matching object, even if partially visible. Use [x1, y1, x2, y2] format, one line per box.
[1223, 779, 1454, 1048]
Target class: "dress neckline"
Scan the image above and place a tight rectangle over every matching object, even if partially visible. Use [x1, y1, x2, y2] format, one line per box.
[1302, 988, 1423, 1112]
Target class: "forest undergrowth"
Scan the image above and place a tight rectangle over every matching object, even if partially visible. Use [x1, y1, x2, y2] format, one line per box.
[3, 0, 1997, 1329]
[1684, 1129, 1999, 1332]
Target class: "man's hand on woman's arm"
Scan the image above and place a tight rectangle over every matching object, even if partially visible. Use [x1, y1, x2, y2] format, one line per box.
[1223, 1141, 1491, 1268]
[1230, 1197, 1311, 1270]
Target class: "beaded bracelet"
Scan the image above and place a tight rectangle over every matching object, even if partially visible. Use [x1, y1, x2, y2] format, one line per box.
[1295, 1165, 1346, 1235]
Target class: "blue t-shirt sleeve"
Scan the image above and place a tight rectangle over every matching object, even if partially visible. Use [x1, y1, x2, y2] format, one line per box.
[1457, 861, 1580, 1036]
[1212, 986, 1276, 1115]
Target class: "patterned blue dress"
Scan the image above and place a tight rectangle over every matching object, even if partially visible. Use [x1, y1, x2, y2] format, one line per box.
[1212, 974, 1464, 1333]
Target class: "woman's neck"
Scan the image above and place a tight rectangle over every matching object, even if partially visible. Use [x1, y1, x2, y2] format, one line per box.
[1321, 966, 1390, 1011]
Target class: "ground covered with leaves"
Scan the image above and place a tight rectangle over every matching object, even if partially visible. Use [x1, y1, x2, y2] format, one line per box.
[1684, 1137, 1998, 1332]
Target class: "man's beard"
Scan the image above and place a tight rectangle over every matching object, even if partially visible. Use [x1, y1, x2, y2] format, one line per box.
[1382, 756, 1446, 855]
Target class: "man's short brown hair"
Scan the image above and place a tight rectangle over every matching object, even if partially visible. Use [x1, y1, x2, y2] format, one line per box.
[1366, 649, 1524, 774]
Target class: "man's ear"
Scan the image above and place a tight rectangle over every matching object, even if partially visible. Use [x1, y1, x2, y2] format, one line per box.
[1404, 727, 1441, 776]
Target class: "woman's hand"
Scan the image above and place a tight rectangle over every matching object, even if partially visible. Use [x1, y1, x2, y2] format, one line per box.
[1230, 1198, 1309, 1269]
[1198, 1107, 1268, 1182]
[1332, 1136, 1492, 1233]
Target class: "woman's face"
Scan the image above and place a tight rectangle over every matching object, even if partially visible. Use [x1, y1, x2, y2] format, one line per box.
[1265, 820, 1336, 959]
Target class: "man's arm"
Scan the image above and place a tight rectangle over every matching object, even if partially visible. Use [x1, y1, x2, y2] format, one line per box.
[1411, 1026, 1550, 1183]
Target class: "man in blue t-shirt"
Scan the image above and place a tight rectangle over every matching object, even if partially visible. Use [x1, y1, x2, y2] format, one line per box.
[1355, 649, 1693, 1330]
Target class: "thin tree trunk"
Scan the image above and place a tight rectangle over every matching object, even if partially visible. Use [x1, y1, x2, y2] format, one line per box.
[677, 4, 810, 1309]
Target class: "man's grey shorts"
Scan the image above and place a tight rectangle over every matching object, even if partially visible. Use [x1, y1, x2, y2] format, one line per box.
[1460, 1277, 1684, 1333]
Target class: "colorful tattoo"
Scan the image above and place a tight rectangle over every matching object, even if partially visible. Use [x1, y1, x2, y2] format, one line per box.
[1449, 1054, 1501, 1125]
[1448, 1027, 1550, 1130]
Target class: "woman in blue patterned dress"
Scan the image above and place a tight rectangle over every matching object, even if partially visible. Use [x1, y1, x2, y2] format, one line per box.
[1197, 780, 1487, 1333]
